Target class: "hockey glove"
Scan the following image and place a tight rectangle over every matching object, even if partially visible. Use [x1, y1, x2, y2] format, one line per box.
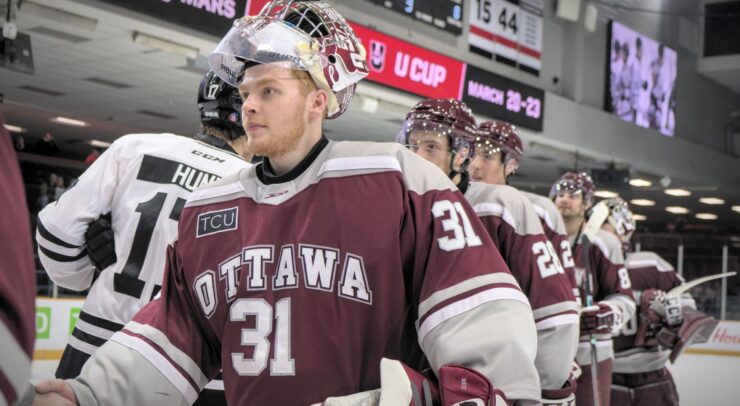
[634, 289, 682, 347]
[84, 213, 117, 271]
[580, 302, 621, 335]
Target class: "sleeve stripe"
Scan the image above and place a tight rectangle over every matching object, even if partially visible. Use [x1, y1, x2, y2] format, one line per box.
[472, 203, 517, 232]
[72, 327, 107, 348]
[625, 258, 674, 272]
[532, 301, 580, 320]
[0, 322, 30, 403]
[79, 310, 125, 332]
[38, 245, 87, 263]
[418, 273, 520, 318]
[111, 332, 199, 404]
[318, 156, 401, 176]
[124, 321, 208, 388]
[535, 313, 580, 330]
[37, 220, 80, 249]
[418, 287, 530, 346]
[67, 335, 98, 355]
[531, 204, 556, 232]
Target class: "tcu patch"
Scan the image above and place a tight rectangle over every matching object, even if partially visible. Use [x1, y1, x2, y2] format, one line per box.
[197, 207, 238, 238]
[369, 40, 386, 73]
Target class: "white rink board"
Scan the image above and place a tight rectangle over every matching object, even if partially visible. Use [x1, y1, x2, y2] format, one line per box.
[669, 352, 740, 405]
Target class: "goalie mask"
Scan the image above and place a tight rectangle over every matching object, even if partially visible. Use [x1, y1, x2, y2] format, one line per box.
[397, 98, 477, 178]
[603, 197, 636, 243]
[208, 0, 369, 119]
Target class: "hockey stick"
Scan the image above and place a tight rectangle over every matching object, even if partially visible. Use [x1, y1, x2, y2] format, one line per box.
[579, 202, 610, 406]
[665, 272, 737, 299]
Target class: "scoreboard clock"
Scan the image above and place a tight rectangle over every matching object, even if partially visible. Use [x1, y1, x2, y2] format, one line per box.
[366, 0, 464, 35]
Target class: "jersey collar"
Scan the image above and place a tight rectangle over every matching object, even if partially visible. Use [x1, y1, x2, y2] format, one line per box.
[257, 135, 329, 185]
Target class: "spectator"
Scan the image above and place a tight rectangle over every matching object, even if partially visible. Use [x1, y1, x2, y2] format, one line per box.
[84, 147, 101, 165]
[32, 132, 60, 156]
[36, 181, 50, 212]
[14, 134, 25, 151]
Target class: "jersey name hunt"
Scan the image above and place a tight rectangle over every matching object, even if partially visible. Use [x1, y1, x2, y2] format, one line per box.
[194, 244, 374, 318]
[137, 154, 222, 192]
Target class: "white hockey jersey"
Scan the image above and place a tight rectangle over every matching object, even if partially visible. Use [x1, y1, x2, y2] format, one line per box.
[36, 133, 250, 360]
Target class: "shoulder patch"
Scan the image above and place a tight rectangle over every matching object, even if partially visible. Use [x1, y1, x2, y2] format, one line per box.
[196, 207, 238, 238]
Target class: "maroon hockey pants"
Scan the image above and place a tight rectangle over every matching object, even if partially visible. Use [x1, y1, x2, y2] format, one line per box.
[575, 358, 613, 406]
[610, 368, 679, 406]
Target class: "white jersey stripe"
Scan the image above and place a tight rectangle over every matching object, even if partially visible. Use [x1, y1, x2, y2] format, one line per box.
[535, 314, 580, 330]
[75, 319, 115, 341]
[187, 181, 245, 206]
[0, 321, 31, 402]
[67, 335, 98, 355]
[418, 273, 520, 318]
[625, 258, 674, 272]
[318, 156, 401, 176]
[124, 321, 208, 388]
[111, 332, 199, 404]
[471, 203, 517, 231]
[418, 287, 530, 345]
[204, 380, 225, 390]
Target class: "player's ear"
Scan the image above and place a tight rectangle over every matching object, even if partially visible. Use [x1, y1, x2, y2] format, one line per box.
[308, 89, 329, 121]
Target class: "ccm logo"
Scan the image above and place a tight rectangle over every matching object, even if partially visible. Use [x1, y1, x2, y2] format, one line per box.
[197, 207, 238, 238]
[393, 52, 447, 88]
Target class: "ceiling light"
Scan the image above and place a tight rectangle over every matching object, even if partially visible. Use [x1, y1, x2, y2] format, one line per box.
[665, 188, 691, 197]
[629, 178, 652, 187]
[132, 32, 198, 59]
[632, 214, 647, 221]
[732, 206, 740, 213]
[630, 199, 655, 206]
[3, 124, 26, 133]
[666, 206, 689, 214]
[89, 140, 111, 148]
[51, 116, 88, 127]
[699, 197, 725, 205]
[696, 213, 718, 220]
[594, 190, 618, 198]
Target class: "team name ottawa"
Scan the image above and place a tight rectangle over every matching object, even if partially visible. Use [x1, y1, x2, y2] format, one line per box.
[193, 245, 374, 317]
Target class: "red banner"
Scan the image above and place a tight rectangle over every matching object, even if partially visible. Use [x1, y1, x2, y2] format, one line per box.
[350, 23, 466, 100]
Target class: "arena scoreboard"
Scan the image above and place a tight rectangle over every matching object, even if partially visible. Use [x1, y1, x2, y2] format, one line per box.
[365, 0, 464, 35]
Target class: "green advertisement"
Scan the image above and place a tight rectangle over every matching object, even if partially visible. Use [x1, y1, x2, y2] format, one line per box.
[69, 307, 81, 336]
[36, 306, 51, 339]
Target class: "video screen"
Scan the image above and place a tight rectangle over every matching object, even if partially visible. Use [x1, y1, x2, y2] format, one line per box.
[606, 21, 677, 136]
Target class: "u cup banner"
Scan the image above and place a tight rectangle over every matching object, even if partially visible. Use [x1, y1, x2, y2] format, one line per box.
[350, 23, 466, 100]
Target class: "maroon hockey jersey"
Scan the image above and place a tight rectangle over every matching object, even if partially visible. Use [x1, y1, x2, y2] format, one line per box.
[69, 140, 541, 405]
[465, 184, 578, 392]
[613, 251, 685, 374]
[522, 191, 579, 301]
[0, 111, 36, 405]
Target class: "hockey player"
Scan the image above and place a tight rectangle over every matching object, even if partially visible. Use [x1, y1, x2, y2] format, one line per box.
[551, 172, 636, 406]
[0, 109, 38, 405]
[606, 198, 711, 405]
[34, 1, 539, 405]
[462, 119, 579, 405]
[34, 72, 251, 404]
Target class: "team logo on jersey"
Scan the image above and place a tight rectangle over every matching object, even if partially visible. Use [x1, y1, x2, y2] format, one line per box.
[369, 40, 386, 73]
[197, 207, 238, 238]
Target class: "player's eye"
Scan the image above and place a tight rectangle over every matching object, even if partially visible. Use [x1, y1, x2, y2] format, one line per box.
[262, 87, 277, 97]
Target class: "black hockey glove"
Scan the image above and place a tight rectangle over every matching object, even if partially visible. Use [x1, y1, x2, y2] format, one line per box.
[85, 213, 117, 270]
